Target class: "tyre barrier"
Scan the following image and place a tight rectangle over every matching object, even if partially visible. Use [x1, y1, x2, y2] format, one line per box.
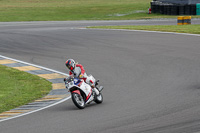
[151, 2, 156, 13]
[167, 5, 171, 15]
[179, 5, 185, 15]
[184, 5, 191, 15]
[191, 5, 197, 15]
[163, 4, 167, 15]
[171, 5, 178, 15]
[160, 5, 164, 14]
[177, 16, 191, 25]
[150, 1, 197, 15]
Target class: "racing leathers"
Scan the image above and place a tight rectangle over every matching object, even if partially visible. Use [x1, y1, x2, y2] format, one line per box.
[69, 64, 100, 95]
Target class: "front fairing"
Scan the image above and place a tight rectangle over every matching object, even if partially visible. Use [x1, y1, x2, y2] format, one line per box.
[65, 77, 80, 90]
[65, 76, 93, 102]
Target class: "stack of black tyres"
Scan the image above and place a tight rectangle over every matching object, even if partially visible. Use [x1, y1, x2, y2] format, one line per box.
[160, 4, 164, 14]
[151, 2, 156, 13]
[167, 5, 172, 15]
[179, 5, 185, 15]
[185, 5, 191, 15]
[171, 5, 178, 15]
[163, 4, 167, 15]
[156, 3, 160, 13]
[150, 1, 196, 15]
[166, 4, 169, 15]
[190, 5, 196, 15]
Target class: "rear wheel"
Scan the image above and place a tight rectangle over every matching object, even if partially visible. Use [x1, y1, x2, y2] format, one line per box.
[72, 93, 85, 109]
[94, 93, 103, 104]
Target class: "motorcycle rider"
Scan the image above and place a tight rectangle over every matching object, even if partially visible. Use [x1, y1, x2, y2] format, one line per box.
[65, 59, 100, 95]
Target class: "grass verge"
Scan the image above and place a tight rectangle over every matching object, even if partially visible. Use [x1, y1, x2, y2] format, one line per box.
[0, 0, 200, 22]
[0, 65, 52, 113]
[89, 24, 200, 35]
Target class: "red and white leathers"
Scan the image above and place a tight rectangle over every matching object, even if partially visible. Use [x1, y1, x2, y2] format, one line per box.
[68, 64, 99, 95]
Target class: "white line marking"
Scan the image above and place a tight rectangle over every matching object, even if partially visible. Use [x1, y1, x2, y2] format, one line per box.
[0, 55, 70, 123]
[82, 28, 200, 37]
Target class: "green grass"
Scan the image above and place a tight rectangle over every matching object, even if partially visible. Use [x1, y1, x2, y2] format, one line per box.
[89, 24, 200, 35]
[0, 65, 52, 113]
[1, 0, 200, 22]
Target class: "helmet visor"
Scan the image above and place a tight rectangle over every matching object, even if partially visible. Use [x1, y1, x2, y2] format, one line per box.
[66, 64, 71, 69]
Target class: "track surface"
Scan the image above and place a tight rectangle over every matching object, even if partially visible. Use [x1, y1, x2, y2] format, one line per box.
[1, 20, 200, 133]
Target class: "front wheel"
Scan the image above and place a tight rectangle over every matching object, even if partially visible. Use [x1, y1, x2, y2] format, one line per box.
[94, 93, 103, 104]
[71, 93, 85, 109]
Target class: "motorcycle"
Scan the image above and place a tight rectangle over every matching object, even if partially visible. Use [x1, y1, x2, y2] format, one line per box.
[64, 75, 103, 109]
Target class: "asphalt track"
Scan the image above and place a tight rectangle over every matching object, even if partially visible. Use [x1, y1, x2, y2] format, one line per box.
[1, 19, 200, 133]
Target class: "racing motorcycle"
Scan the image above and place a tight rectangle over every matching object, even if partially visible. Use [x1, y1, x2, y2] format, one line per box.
[64, 75, 103, 109]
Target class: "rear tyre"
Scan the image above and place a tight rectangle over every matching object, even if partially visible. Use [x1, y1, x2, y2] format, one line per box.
[95, 93, 103, 104]
[72, 93, 85, 109]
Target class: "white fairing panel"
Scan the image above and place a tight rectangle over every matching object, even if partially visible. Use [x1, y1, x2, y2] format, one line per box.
[80, 82, 92, 96]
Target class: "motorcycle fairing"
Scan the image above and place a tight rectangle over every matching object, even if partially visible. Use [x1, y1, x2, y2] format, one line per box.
[72, 90, 81, 95]
[79, 83, 92, 97]
[85, 89, 93, 103]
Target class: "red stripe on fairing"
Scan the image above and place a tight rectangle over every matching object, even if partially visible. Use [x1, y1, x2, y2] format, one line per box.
[86, 89, 92, 102]
[72, 90, 81, 95]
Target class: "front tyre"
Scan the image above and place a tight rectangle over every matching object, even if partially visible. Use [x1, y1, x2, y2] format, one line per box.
[94, 93, 103, 104]
[72, 93, 85, 109]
